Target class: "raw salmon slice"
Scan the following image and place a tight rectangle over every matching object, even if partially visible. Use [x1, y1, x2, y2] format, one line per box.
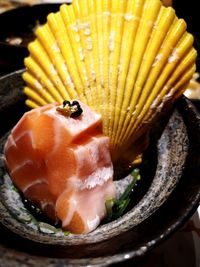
[4, 101, 116, 234]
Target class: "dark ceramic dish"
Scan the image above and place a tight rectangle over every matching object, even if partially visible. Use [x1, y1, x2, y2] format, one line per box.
[0, 70, 200, 266]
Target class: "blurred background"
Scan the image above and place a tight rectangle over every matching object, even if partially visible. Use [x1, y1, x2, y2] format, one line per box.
[0, 1, 72, 76]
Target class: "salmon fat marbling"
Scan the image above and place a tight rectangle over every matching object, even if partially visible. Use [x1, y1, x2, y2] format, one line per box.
[4, 101, 116, 234]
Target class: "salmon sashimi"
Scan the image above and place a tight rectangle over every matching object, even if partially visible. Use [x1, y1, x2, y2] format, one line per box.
[4, 101, 116, 234]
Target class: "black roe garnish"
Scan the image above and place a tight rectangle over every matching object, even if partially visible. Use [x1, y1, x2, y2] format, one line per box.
[63, 100, 71, 107]
[57, 100, 83, 118]
[71, 100, 80, 106]
[70, 101, 83, 118]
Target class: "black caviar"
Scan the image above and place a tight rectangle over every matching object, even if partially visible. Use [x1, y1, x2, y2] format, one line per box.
[70, 100, 83, 118]
[57, 100, 83, 118]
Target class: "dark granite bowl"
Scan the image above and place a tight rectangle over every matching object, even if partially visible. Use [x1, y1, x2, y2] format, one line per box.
[0, 70, 200, 266]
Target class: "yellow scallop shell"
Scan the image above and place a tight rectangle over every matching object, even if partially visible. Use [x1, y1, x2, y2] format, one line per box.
[22, 0, 197, 162]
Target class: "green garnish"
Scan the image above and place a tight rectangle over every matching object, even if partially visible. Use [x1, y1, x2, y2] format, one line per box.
[63, 230, 70, 236]
[11, 184, 19, 193]
[105, 168, 141, 222]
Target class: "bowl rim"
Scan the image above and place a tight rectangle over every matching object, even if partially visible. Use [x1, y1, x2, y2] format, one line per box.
[0, 70, 200, 266]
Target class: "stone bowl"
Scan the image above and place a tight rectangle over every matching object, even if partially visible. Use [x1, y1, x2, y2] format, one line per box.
[0, 70, 200, 266]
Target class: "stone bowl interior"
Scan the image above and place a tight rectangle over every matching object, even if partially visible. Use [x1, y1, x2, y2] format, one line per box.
[0, 70, 200, 266]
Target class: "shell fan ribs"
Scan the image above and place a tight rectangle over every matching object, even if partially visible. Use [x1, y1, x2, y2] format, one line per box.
[23, 0, 197, 162]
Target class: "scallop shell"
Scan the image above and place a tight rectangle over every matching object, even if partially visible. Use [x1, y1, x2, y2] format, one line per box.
[22, 0, 197, 162]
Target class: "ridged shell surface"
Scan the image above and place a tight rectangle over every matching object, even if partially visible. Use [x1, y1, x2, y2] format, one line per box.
[22, 0, 197, 161]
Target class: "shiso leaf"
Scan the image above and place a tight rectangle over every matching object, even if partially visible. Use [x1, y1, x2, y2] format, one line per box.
[105, 168, 141, 222]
